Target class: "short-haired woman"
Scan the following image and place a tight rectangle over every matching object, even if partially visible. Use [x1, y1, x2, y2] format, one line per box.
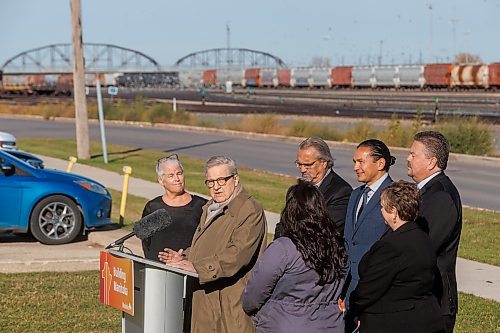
[350, 180, 444, 333]
[242, 180, 347, 333]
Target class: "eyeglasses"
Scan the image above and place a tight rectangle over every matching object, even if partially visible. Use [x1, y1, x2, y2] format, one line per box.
[295, 159, 320, 168]
[205, 175, 235, 188]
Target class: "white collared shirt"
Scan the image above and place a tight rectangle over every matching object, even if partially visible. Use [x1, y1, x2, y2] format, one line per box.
[314, 168, 332, 188]
[356, 173, 389, 216]
[417, 171, 442, 190]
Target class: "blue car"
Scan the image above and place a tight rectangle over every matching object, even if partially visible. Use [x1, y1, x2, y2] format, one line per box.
[0, 150, 112, 245]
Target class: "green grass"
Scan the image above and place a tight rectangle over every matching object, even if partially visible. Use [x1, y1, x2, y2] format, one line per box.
[459, 209, 500, 266]
[0, 271, 497, 333]
[108, 188, 148, 231]
[17, 138, 500, 266]
[456, 293, 500, 333]
[0, 271, 121, 333]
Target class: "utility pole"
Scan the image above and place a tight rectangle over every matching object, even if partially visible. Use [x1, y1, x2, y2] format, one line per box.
[450, 16, 459, 61]
[428, 1, 434, 63]
[226, 22, 232, 68]
[378, 40, 384, 66]
[70, 0, 90, 159]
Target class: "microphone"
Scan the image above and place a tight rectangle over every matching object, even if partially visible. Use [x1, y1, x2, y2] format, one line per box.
[106, 209, 172, 249]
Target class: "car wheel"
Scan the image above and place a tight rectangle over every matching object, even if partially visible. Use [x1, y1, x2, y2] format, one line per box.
[30, 195, 82, 245]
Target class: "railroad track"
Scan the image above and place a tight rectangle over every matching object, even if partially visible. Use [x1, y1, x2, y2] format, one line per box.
[2, 88, 499, 123]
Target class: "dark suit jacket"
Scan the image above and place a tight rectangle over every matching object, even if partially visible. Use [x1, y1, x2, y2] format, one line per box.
[274, 169, 352, 239]
[343, 176, 392, 306]
[417, 172, 462, 317]
[351, 222, 444, 333]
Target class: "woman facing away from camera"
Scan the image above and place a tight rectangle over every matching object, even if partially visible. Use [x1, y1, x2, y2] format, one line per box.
[349, 180, 444, 333]
[242, 180, 347, 333]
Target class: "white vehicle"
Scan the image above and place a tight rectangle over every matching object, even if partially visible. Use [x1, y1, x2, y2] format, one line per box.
[0, 131, 17, 150]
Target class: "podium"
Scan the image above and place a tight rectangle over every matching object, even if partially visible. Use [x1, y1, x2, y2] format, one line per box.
[106, 249, 198, 333]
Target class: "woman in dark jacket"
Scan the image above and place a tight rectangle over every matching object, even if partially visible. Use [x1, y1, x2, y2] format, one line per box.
[350, 180, 444, 333]
[242, 180, 346, 333]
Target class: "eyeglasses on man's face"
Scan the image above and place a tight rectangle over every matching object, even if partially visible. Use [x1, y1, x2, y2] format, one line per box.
[205, 175, 235, 188]
[295, 159, 321, 169]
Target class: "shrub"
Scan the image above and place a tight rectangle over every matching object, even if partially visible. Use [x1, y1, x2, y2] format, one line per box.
[436, 117, 493, 155]
[344, 120, 379, 143]
[287, 120, 342, 141]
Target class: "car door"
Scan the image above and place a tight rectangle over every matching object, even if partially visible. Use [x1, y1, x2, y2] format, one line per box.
[0, 157, 23, 227]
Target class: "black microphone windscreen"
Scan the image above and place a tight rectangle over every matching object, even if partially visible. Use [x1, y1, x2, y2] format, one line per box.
[133, 209, 173, 240]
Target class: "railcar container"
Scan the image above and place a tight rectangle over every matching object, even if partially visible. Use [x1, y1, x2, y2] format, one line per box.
[373, 66, 397, 87]
[291, 68, 311, 88]
[244, 68, 260, 87]
[217, 68, 244, 86]
[451, 64, 488, 88]
[310, 68, 331, 88]
[488, 63, 500, 88]
[424, 64, 452, 87]
[352, 67, 375, 88]
[396, 65, 425, 88]
[278, 68, 292, 86]
[331, 66, 352, 87]
[260, 69, 278, 87]
[202, 69, 217, 87]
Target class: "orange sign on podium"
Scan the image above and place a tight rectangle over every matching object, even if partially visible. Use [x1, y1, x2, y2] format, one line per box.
[99, 251, 134, 315]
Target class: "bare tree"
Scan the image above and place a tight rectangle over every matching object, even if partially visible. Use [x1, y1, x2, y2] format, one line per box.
[310, 56, 331, 67]
[454, 53, 482, 64]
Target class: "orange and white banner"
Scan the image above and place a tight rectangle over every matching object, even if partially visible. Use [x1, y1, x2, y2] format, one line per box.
[99, 251, 134, 316]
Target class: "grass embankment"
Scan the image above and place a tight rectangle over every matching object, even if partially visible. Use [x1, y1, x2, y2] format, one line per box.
[0, 270, 498, 333]
[17, 138, 500, 266]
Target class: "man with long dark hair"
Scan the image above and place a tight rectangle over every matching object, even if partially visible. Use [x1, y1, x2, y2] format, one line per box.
[342, 139, 395, 332]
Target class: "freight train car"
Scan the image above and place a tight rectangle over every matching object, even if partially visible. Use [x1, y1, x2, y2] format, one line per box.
[450, 64, 488, 88]
[331, 66, 352, 87]
[424, 64, 453, 88]
[310, 68, 331, 88]
[396, 65, 425, 88]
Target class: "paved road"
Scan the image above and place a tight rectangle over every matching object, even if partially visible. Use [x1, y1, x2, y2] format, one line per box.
[1, 116, 499, 211]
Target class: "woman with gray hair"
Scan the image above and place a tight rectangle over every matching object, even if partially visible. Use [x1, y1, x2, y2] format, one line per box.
[159, 155, 267, 333]
[142, 154, 207, 332]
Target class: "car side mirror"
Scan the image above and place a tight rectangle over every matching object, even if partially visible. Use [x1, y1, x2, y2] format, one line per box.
[0, 162, 15, 176]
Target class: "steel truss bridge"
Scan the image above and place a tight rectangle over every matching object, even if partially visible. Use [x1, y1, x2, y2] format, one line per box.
[1, 44, 286, 74]
[174, 48, 286, 69]
[1, 43, 161, 74]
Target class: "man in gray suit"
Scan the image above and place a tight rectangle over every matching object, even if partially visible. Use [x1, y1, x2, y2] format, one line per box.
[342, 139, 395, 332]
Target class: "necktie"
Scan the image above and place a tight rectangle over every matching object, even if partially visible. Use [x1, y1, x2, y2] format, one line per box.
[357, 186, 371, 221]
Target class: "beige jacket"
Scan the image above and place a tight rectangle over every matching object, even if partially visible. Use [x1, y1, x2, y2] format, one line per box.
[187, 187, 267, 333]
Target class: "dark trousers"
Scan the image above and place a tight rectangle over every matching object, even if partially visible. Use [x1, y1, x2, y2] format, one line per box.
[443, 314, 456, 333]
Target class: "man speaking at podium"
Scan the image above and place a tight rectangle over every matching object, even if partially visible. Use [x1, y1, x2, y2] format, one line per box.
[159, 156, 267, 333]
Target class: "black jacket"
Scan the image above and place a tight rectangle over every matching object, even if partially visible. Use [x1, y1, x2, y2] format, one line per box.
[274, 169, 352, 239]
[417, 172, 462, 317]
[351, 222, 444, 333]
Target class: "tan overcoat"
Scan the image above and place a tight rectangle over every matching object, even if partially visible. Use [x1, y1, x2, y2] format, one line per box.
[187, 187, 267, 333]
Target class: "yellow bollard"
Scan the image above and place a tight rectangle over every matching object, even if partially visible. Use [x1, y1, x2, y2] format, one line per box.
[66, 156, 77, 172]
[119, 166, 132, 227]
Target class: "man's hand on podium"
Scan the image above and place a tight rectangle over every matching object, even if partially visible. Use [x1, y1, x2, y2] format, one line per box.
[158, 248, 183, 263]
[168, 260, 196, 273]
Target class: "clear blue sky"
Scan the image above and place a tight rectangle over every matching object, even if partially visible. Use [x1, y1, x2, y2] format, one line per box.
[1, 0, 499, 68]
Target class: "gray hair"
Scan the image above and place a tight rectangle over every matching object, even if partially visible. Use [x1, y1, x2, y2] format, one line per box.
[205, 156, 238, 177]
[299, 137, 334, 168]
[414, 131, 449, 170]
[156, 155, 184, 177]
